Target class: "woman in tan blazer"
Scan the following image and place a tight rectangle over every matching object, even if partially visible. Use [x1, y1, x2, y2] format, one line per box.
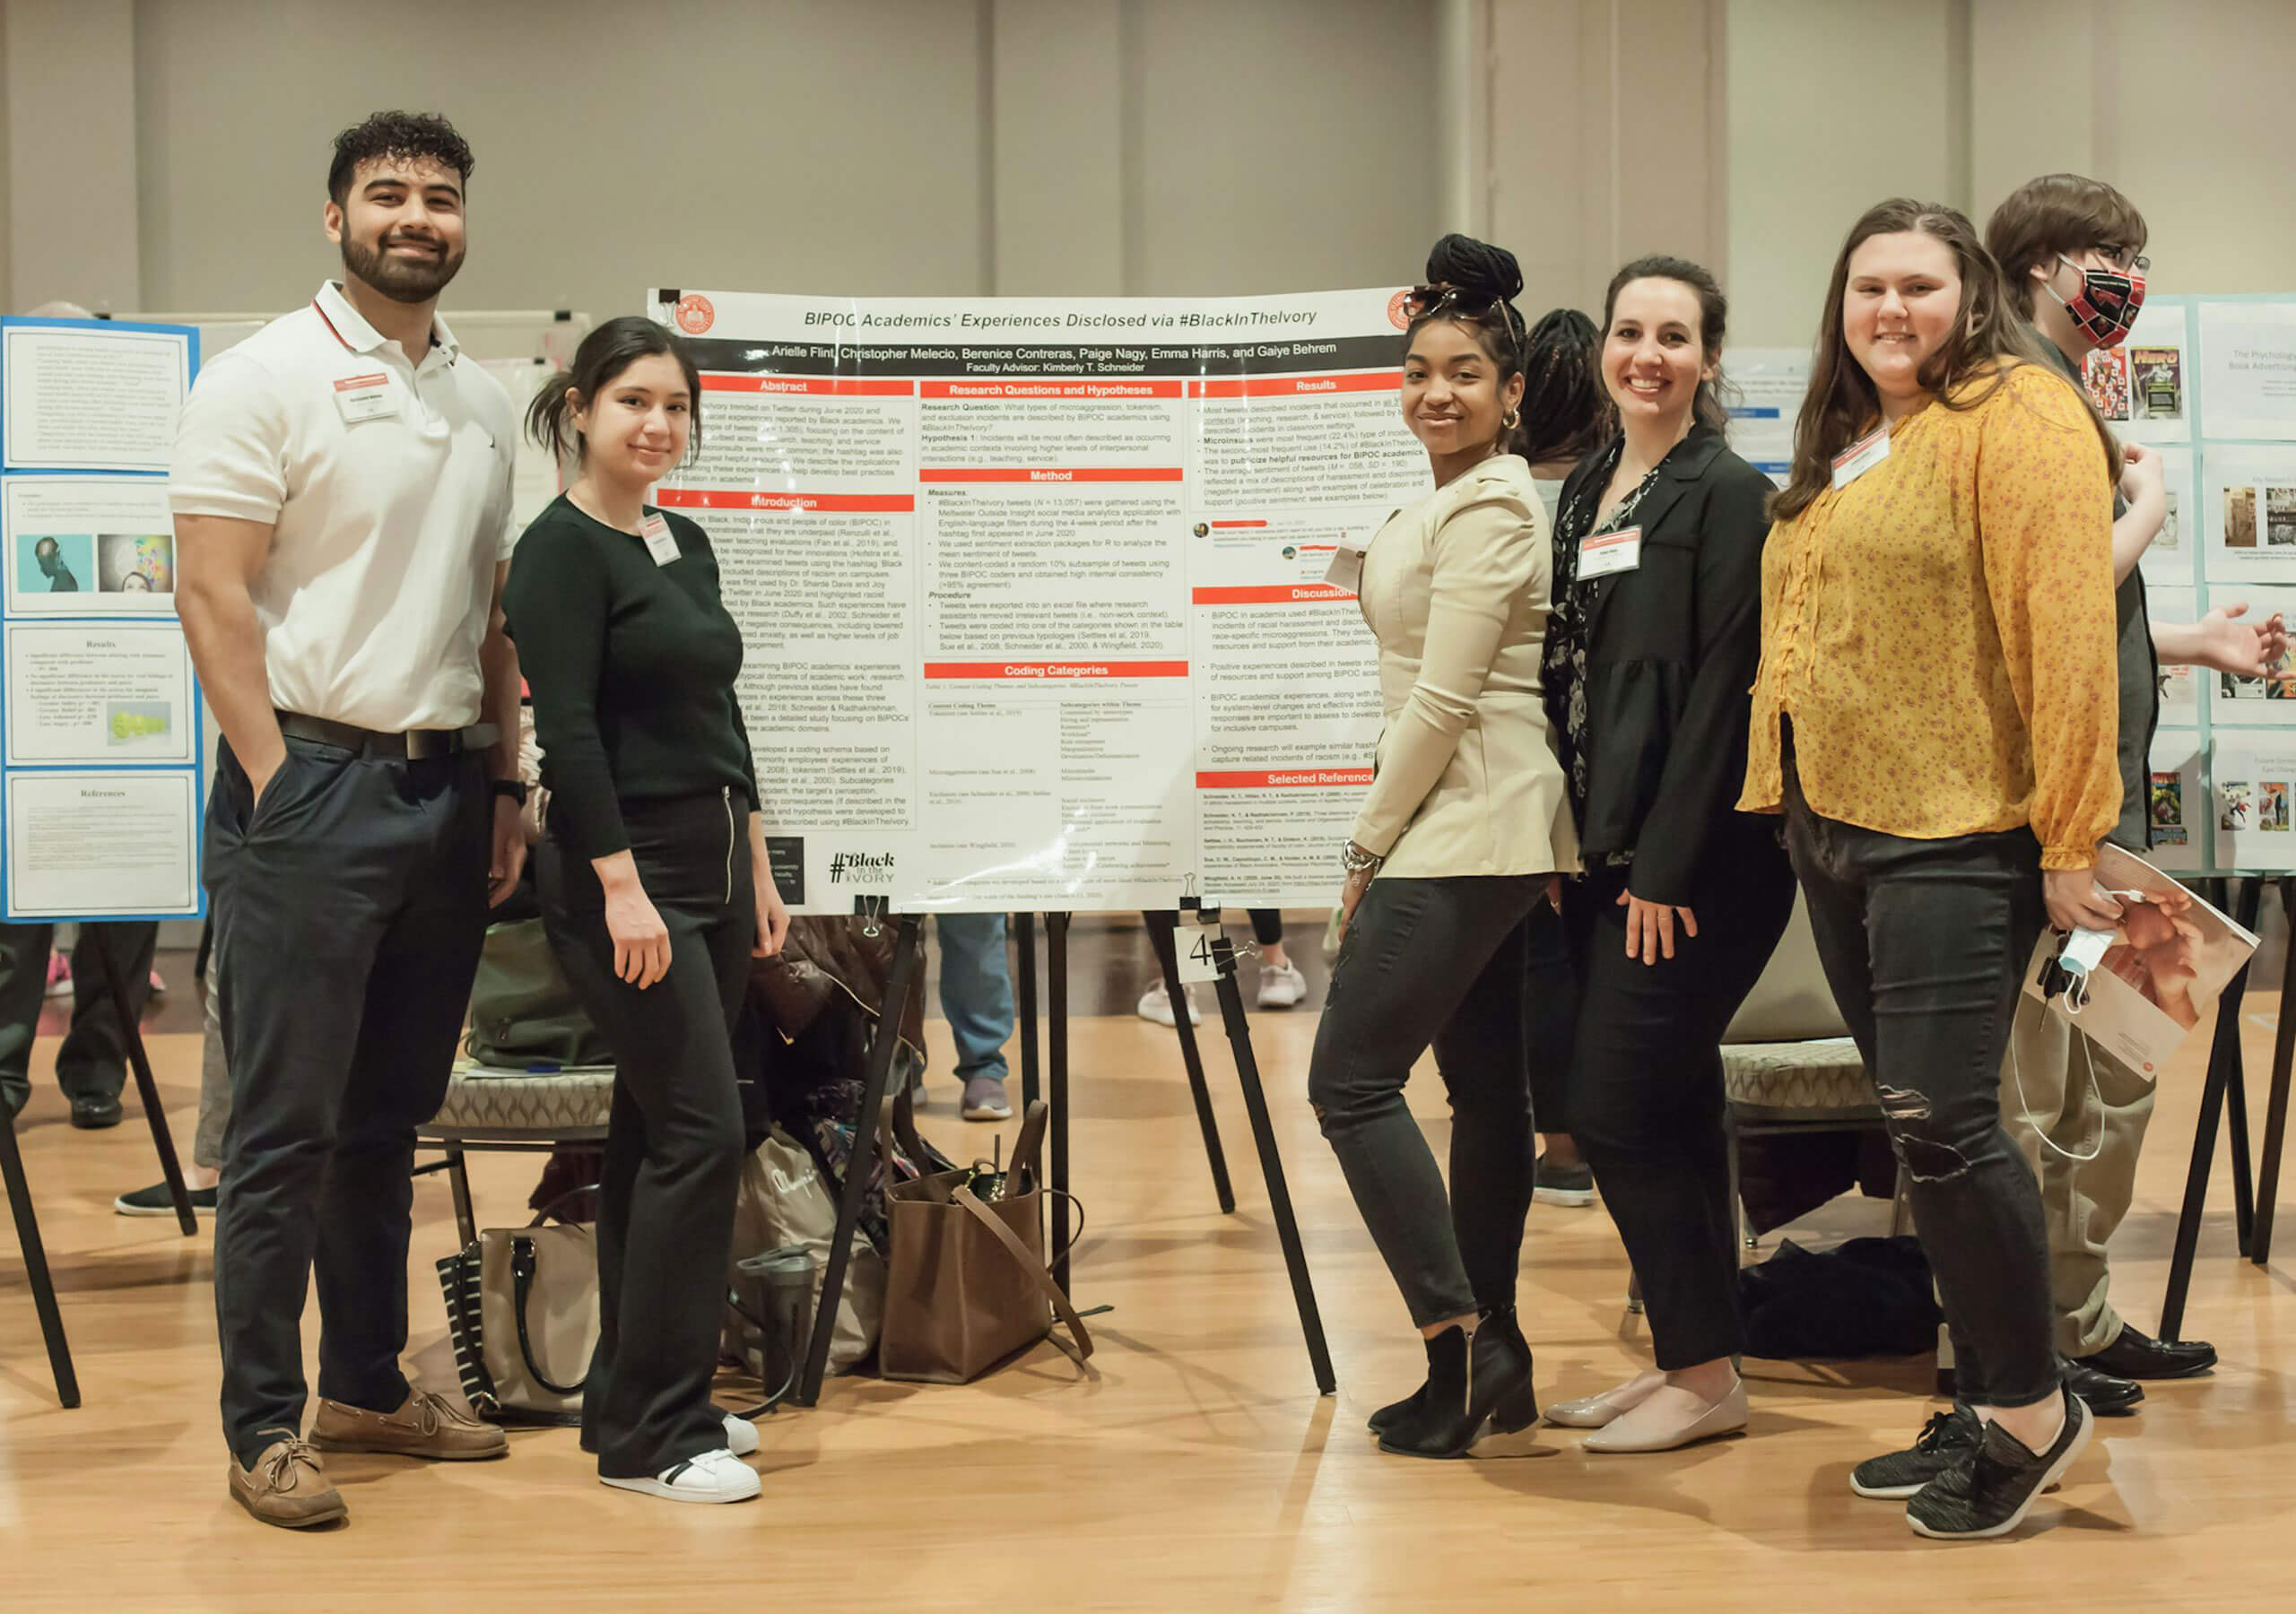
[1309, 235, 1577, 1461]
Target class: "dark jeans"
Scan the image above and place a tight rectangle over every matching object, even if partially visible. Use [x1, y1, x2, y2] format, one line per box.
[1523, 900, 1576, 1136]
[209, 734, 489, 1466]
[1248, 909, 1283, 948]
[1779, 753, 2059, 1410]
[540, 791, 754, 1479]
[0, 920, 158, 1113]
[1566, 819, 1795, 1369]
[1309, 873, 1544, 1326]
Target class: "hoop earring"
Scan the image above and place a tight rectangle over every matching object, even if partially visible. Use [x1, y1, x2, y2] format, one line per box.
[1502, 407, 1521, 430]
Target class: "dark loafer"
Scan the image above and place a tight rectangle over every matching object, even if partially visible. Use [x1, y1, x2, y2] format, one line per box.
[70, 1096, 124, 1130]
[2076, 1323, 2217, 1380]
[2061, 1355, 2144, 1416]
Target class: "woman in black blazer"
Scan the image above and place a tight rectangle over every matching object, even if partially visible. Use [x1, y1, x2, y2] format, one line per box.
[1536, 256, 1796, 1453]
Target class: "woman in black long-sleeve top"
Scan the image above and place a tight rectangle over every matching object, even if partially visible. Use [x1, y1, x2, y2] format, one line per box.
[1536, 257, 1795, 1453]
[502, 317, 789, 1506]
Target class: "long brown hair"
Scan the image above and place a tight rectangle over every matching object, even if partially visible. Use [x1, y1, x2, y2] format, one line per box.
[1772, 198, 2118, 520]
[1598, 255, 1735, 435]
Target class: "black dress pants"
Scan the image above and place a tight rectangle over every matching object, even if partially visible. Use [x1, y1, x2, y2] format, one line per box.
[540, 791, 754, 1479]
[208, 734, 489, 1466]
[1309, 873, 1544, 1326]
[1565, 817, 1795, 1369]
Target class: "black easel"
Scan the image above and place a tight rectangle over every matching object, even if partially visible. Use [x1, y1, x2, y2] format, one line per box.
[0, 1103, 78, 1407]
[2, 933, 197, 1410]
[2159, 875, 2293, 1341]
[795, 906, 1335, 1401]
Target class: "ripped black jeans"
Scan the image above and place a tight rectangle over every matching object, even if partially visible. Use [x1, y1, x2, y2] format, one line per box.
[1781, 755, 2060, 1410]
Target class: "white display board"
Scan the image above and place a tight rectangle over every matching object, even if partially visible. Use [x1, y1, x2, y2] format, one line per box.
[0, 317, 204, 919]
[649, 285, 1431, 914]
[2084, 293, 2296, 872]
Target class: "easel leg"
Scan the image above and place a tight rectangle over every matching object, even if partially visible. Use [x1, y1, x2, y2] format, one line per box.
[1209, 939, 1335, 1394]
[1048, 912, 1072, 1293]
[2161, 877, 2259, 1340]
[2251, 880, 2296, 1267]
[93, 937, 195, 1237]
[1144, 911, 1235, 1214]
[1013, 914, 1040, 1112]
[796, 915, 922, 1407]
[0, 1111, 80, 1407]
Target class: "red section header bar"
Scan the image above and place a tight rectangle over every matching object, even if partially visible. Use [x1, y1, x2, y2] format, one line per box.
[1191, 585, 1355, 605]
[700, 375, 914, 396]
[924, 661, 1189, 680]
[656, 489, 916, 513]
[918, 467, 1184, 484]
[1197, 768, 1376, 789]
[921, 379, 1182, 400]
[1208, 519, 1267, 528]
[1189, 372, 1401, 400]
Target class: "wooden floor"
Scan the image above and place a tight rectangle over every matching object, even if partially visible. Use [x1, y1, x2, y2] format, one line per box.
[4, 983, 2292, 1610]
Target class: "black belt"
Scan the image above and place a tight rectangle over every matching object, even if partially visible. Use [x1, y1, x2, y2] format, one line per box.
[277, 711, 495, 761]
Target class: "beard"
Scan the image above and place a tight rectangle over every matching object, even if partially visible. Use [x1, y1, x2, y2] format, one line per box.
[339, 231, 465, 304]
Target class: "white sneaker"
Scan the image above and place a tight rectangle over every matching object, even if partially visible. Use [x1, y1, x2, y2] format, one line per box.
[1136, 979, 1200, 1027]
[1257, 960, 1308, 1009]
[723, 1413, 758, 1457]
[602, 1446, 760, 1505]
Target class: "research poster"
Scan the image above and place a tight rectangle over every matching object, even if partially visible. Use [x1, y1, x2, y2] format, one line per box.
[0, 317, 204, 920]
[2198, 302, 2296, 442]
[2149, 729, 2203, 873]
[1723, 347, 1809, 486]
[650, 286, 1427, 913]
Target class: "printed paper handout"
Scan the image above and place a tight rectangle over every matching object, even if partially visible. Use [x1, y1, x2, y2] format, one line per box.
[2021, 845, 2257, 1077]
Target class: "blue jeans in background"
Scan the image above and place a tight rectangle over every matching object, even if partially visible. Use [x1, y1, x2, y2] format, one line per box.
[935, 913, 1013, 1083]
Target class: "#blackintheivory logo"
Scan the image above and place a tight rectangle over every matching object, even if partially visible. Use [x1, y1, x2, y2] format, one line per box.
[829, 851, 896, 885]
[674, 294, 715, 335]
[1387, 290, 1412, 332]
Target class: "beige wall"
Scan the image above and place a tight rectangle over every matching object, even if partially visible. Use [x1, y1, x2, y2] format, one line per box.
[0, 0, 1440, 322]
[0, 1, 2287, 335]
[1730, 0, 2296, 347]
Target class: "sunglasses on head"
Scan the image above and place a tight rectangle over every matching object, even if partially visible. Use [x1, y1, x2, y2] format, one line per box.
[1405, 283, 1520, 349]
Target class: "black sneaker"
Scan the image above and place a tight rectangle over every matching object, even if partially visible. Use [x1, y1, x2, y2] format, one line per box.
[1849, 1404, 1982, 1499]
[114, 1181, 218, 1218]
[1533, 1156, 1596, 1207]
[1906, 1388, 2091, 1540]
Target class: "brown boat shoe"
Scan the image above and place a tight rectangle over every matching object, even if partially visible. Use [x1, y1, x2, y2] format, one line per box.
[230, 1430, 347, 1529]
[310, 1387, 509, 1461]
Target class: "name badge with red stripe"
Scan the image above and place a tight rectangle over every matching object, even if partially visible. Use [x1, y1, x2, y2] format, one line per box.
[1578, 525, 1642, 580]
[1831, 424, 1891, 490]
[333, 370, 397, 424]
[640, 512, 681, 567]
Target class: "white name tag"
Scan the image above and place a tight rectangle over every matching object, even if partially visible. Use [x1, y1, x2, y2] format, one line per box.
[1831, 425, 1891, 490]
[332, 371, 397, 423]
[1324, 543, 1366, 594]
[1578, 525, 1642, 579]
[640, 512, 680, 567]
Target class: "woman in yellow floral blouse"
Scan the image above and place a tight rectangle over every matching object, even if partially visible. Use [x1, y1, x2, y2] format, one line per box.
[1741, 198, 2123, 1541]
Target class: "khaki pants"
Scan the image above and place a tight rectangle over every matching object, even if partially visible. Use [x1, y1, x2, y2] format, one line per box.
[1998, 994, 2155, 1357]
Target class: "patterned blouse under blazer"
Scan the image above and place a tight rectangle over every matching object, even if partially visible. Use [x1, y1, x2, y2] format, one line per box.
[1349, 453, 1580, 881]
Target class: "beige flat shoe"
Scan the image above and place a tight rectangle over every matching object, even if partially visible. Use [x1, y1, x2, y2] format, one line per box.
[1582, 1379, 1748, 1453]
[1544, 1369, 1665, 1429]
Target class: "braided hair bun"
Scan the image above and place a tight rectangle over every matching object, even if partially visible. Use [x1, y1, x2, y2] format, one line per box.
[1424, 233, 1525, 303]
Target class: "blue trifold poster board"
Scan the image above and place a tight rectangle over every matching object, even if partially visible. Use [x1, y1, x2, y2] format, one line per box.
[0, 317, 205, 922]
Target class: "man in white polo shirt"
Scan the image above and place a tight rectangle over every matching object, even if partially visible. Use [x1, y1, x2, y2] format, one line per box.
[171, 111, 527, 1530]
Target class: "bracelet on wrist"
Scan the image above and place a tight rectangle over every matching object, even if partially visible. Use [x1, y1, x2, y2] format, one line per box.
[1340, 842, 1385, 877]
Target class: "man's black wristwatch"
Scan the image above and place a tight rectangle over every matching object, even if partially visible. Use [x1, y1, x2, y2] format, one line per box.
[489, 778, 529, 807]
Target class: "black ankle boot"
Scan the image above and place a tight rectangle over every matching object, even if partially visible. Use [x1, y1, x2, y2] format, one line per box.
[1377, 1307, 1537, 1459]
[1368, 1367, 1433, 1437]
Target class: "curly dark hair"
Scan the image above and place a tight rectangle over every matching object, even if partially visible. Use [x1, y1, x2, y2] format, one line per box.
[327, 111, 474, 204]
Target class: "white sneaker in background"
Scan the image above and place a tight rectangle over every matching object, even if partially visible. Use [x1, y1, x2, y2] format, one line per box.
[602, 1446, 761, 1505]
[1136, 979, 1200, 1027]
[1257, 960, 1308, 1009]
[722, 1413, 759, 1457]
